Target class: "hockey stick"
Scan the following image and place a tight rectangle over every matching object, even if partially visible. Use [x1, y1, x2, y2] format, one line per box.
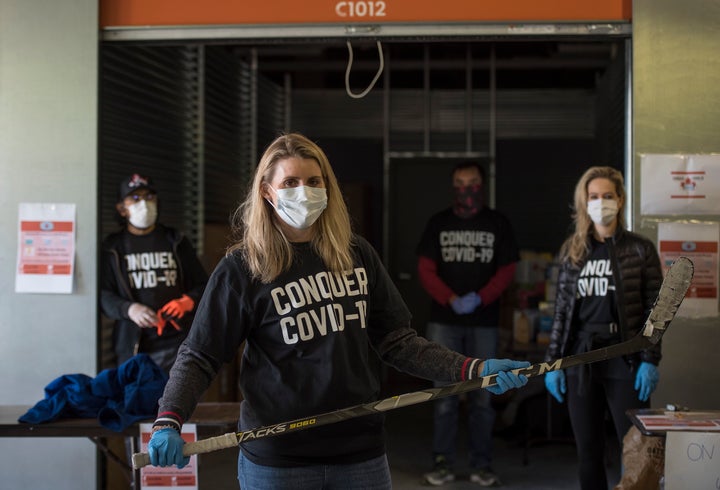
[132, 256, 693, 470]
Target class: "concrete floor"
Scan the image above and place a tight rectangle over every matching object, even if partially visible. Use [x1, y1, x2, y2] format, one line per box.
[386, 403, 605, 490]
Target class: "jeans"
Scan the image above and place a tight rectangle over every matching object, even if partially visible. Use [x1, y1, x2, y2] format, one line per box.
[237, 452, 392, 490]
[426, 322, 498, 469]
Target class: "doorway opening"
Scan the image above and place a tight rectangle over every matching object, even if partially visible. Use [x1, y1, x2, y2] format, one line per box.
[98, 36, 630, 389]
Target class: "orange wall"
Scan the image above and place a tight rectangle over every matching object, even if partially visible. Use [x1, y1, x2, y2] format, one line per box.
[100, 0, 631, 27]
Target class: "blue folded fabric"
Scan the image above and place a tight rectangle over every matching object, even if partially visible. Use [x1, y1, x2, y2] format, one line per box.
[95, 354, 169, 431]
[19, 354, 168, 431]
[17, 374, 105, 423]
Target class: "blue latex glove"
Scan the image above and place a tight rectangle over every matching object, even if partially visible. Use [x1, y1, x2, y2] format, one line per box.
[148, 428, 190, 468]
[460, 292, 482, 312]
[545, 370, 566, 403]
[634, 362, 659, 402]
[450, 292, 482, 315]
[480, 359, 530, 395]
[450, 296, 472, 315]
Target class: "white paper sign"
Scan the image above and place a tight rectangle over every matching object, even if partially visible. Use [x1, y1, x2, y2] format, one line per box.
[15, 203, 76, 294]
[658, 222, 719, 317]
[664, 431, 720, 490]
[641, 153, 720, 215]
[140, 423, 199, 490]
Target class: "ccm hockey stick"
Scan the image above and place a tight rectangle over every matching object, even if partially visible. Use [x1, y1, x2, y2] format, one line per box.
[133, 256, 693, 470]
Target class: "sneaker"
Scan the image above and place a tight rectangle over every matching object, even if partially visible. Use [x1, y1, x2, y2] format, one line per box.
[470, 467, 500, 486]
[423, 456, 455, 486]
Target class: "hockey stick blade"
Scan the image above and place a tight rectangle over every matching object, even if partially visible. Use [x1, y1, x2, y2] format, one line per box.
[132, 256, 694, 470]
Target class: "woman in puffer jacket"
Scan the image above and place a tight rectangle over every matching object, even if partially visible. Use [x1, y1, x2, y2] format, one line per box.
[543, 166, 663, 490]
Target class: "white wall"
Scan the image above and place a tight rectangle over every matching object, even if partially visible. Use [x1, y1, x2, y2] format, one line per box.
[0, 1, 99, 489]
[633, 0, 720, 410]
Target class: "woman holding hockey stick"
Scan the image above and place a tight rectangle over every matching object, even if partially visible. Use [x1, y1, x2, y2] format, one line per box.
[544, 166, 663, 490]
[145, 132, 529, 489]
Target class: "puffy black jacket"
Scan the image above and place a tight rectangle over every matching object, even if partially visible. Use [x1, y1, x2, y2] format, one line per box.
[544, 228, 663, 366]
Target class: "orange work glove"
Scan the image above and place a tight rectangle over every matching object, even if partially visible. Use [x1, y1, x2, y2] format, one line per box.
[158, 294, 195, 320]
[156, 314, 181, 336]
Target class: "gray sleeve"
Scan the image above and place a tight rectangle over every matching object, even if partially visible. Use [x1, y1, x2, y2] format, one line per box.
[157, 342, 221, 424]
[356, 235, 475, 383]
[374, 326, 471, 383]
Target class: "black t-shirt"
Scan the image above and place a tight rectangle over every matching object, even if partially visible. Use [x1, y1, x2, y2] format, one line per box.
[416, 207, 519, 326]
[121, 229, 188, 353]
[570, 238, 630, 379]
[575, 238, 618, 328]
[121, 229, 185, 310]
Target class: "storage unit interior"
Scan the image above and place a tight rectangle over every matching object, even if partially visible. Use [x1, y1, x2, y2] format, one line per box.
[98, 34, 629, 392]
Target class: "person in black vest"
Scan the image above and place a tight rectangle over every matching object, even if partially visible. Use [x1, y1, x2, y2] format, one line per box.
[417, 161, 520, 487]
[143, 133, 530, 489]
[100, 174, 208, 374]
[544, 166, 663, 490]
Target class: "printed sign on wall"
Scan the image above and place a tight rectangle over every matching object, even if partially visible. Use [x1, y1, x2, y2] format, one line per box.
[641, 154, 720, 215]
[658, 221, 719, 317]
[15, 203, 76, 294]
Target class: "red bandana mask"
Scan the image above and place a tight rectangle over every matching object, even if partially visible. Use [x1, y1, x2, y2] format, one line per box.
[453, 184, 483, 218]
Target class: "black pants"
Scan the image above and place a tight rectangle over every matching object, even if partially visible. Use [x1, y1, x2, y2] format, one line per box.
[566, 369, 648, 490]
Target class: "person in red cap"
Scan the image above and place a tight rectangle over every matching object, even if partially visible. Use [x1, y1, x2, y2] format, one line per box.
[100, 173, 208, 373]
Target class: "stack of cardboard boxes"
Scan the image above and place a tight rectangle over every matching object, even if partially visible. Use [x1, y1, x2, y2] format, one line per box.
[512, 251, 559, 349]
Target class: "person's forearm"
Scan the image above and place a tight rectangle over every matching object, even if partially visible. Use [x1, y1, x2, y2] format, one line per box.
[374, 327, 484, 382]
[478, 262, 517, 305]
[156, 344, 220, 425]
[417, 256, 455, 305]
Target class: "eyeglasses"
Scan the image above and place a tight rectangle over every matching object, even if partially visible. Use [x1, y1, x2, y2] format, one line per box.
[125, 193, 157, 203]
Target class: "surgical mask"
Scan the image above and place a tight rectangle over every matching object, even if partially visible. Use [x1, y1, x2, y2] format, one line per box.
[587, 198, 618, 226]
[269, 185, 328, 229]
[127, 199, 158, 229]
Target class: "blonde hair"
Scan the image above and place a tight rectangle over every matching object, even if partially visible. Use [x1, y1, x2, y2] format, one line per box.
[228, 133, 354, 282]
[560, 166, 627, 266]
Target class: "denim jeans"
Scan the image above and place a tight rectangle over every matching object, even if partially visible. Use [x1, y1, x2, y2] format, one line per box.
[237, 452, 392, 490]
[426, 322, 498, 469]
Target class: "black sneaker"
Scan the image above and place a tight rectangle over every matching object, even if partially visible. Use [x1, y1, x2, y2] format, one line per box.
[422, 455, 455, 486]
[470, 467, 500, 486]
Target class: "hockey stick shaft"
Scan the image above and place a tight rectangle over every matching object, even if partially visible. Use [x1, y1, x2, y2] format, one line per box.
[132, 256, 693, 470]
[131, 336, 648, 469]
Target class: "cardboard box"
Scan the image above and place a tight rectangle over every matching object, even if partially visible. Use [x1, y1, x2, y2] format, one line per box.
[664, 431, 720, 489]
[513, 309, 536, 344]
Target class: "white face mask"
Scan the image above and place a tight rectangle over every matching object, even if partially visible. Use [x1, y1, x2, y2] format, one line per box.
[587, 198, 618, 226]
[269, 185, 328, 230]
[127, 200, 158, 229]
